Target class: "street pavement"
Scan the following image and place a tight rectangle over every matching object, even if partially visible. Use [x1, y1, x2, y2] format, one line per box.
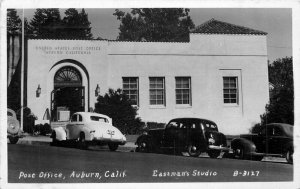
[14, 133, 288, 163]
[8, 143, 293, 183]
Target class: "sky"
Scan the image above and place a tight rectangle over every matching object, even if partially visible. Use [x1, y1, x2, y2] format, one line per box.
[19, 8, 292, 62]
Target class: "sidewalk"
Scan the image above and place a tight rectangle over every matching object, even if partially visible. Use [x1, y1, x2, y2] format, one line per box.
[16, 133, 138, 151]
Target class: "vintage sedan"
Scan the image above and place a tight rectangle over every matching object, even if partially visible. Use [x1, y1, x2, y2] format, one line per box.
[136, 118, 229, 158]
[51, 112, 126, 151]
[231, 123, 293, 164]
[7, 108, 23, 144]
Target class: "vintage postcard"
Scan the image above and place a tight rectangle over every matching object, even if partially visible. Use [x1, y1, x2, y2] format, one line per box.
[1, 0, 299, 188]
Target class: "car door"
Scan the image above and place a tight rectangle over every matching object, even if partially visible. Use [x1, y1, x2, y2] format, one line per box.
[267, 125, 284, 154]
[252, 127, 267, 153]
[162, 121, 180, 148]
[66, 114, 78, 139]
[73, 114, 84, 139]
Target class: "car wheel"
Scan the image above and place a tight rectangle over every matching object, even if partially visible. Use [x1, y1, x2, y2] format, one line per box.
[286, 148, 293, 164]
[108, 143, 118, 151]
[187, 143, 201, 157]
[136, 138, 151, 153]
[77, 132, 88, 150]
[207, 150, 221, 158]
[233, 146, 246, 159]
[8, 136, 19, 144]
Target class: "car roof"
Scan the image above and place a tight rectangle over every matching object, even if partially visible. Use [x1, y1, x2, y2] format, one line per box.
[266, 123, 293, 137]
[74, 112, 111, 120]
[169, 118, 217, 125]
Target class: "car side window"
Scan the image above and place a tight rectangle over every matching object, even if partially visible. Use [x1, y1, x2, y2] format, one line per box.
[78, 115, 83, 122]
[167, 121, 178, 129]
[260, 128, 266, 135]
[71, 115, 77, 122]
[267, 127, 274, 136]
[272, 127, 282, 136]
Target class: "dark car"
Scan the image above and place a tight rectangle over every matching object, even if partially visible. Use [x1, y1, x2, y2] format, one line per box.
[135, 118, 229, 158]
[231, 123, 293, 164]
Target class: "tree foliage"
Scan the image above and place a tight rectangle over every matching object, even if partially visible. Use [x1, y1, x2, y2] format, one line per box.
[113, 8, 195, 42]
[28, 8, 93, 39]
[7, 9, 21, 34]
[260, 57, 294, 125]
[94, 88, 144, 134]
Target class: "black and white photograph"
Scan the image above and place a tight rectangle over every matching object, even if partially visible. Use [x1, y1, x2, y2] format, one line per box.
[1, 0, 299, 188]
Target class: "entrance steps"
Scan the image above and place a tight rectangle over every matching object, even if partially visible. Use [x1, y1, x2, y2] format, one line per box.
[50, 121, 68, 129]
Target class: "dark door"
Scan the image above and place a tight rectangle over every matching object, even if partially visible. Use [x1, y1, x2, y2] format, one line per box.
[51, 87, 84, 121]
[55, 87, 84, 115]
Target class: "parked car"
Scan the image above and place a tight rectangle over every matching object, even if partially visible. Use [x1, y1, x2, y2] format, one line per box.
[231, 123, 293, 164]
[7, 108, 23, 144]
[51, 112, 126, 151]
[136, 118, 229, 158]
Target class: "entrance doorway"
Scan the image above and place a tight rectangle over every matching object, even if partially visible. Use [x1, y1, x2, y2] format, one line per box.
[51, 66, 85, 121]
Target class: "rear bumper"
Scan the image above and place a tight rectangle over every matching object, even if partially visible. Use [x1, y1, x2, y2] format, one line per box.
[93, 137, 126, 145]
[208, 145, 229, 151]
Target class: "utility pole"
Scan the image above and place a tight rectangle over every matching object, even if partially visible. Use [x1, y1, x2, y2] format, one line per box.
[20, 8, 24, 131]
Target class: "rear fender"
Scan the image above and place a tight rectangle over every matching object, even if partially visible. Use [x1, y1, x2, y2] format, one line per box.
[52, 127, 67, 141]
[283, 141, 293, 153]
[231, 138, 257, 154]
[81, 127, 93, 141]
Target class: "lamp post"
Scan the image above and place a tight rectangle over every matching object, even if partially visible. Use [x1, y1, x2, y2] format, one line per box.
[95, 84, 100, 97]
[36, 84, 41, 97]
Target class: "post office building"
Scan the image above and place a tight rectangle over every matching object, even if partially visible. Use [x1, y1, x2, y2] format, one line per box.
[26, 19, 269, 134]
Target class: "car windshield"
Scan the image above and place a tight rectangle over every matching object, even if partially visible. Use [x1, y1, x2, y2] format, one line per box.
[90, 116, 108, 123]
[201, 122, 218, 131]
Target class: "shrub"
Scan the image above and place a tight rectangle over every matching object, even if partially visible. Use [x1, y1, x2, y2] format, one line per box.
[146, 122, 166, 129]
[33, 123, 52, 136]
[15, 107, 37, 133]
[94, 88, 144, 135]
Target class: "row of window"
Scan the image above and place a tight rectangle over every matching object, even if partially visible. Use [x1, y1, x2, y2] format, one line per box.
[122, 77, 238, 106]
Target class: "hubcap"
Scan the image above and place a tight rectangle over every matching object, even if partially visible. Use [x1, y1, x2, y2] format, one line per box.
[192, 146, 197, 152]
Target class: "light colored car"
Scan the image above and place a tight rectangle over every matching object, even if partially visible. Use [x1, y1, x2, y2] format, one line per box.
[7, 108, 23, 144]
[51, 112, 126, 151]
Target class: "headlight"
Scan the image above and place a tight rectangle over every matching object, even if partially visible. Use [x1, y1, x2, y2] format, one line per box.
[208, 134, 215, 145]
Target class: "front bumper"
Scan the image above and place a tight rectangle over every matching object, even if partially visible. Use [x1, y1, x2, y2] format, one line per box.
[208, 145, 229, 151]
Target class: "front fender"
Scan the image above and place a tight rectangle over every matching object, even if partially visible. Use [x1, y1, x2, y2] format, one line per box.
[136, 134, 151, 145]
[231, 138, 257, 154]
[52, 127, 67, 141]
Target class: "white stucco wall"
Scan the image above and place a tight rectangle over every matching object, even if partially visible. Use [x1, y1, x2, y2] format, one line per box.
[27, 33, 268, 135]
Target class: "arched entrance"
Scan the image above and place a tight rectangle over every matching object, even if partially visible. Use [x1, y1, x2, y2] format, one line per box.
[51, 66, 85, 121]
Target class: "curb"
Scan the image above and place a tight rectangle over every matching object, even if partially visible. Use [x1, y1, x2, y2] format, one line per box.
[15, 139, 137, 152]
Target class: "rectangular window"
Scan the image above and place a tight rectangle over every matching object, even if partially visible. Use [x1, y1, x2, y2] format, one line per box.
[149, 77, 165, 105]
[223, 77, 238, 104]
[123, 77, 139, 106]
[176, 77, 191, 105]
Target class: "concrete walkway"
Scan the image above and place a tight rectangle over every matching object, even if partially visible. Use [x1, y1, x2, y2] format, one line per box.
[15, 133, 137, 151]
